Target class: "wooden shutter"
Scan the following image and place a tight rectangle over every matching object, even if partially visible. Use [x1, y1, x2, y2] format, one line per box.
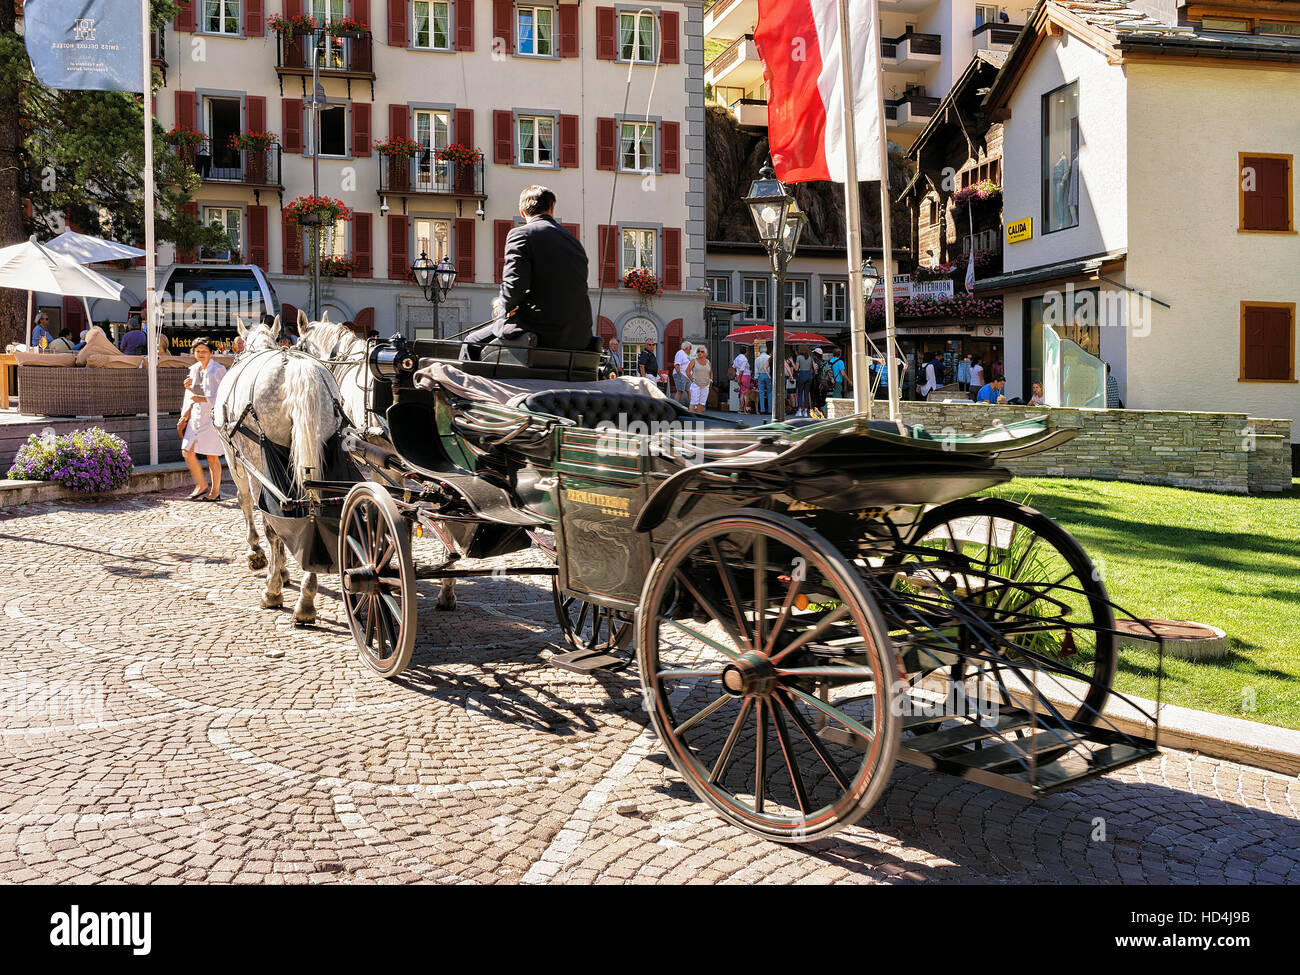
[559, 114, 578, 169]
[664, 318, 683, 358]
[247, 204, 269, 270]
[660, 10, 679, 64]
[662, 227, 682, 290]
[178, 202, 199, 263]
[598, 224, 618, 288]
[492, 0, 514, 53]
[455, 217, 475, 283]
[244, 0, 264, 37]
[387, 214, 409, 280]
[561, 222, 580, 243]
[282, 98, 304, 154]
[354, 0, 370, 34]
[559, 4, 579, 57]
[596, 7, 616, 60]
[493, 110, 514, 165]
[286, 0, 302, 16]
[388, 0, 408, 47]
[596, 117, 616, 171]
[389, 103, 409, 140]
[355, 307, 375, 333]
[1242, 156, 1292, 232]
[1242, 304, 1294, 381]
[454, 108, 473, 148]
[281, 302, 298, 329]
[245, 95, 266, 135]
[494, 219, 513, 283]
[61, 297, 85, 341]
[175, 91, 197, 131]
[353, 102, 371, 157]
[659, 120, 679, 174]
[598, 316, 616, 346]
[354, 212, 373, 278]
[282, 213, 302, 274]
[174, 0, 195, 32]
[455, 0, 474, 50]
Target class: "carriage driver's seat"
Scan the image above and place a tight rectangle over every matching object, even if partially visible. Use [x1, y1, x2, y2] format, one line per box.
[520, 387, 696, 429]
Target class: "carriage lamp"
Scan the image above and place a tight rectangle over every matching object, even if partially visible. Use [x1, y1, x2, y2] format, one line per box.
[861, 257, 880, 301]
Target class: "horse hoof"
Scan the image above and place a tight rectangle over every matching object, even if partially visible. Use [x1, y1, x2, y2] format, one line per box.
[292, 609, 316, 626]
[260, 593, 282, 609]
[249, 551, 268, 571]
[280, 568, 291, 584]
[435, 597, 457, 612]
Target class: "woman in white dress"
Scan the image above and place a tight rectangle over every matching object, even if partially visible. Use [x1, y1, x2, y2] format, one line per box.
[180, 338, 227, 501]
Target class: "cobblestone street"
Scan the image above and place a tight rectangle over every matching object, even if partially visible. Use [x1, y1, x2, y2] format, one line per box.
[1, 490, 1297, 884]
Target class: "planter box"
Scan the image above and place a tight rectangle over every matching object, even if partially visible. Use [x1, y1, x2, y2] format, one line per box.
[17, 366, 186, 417]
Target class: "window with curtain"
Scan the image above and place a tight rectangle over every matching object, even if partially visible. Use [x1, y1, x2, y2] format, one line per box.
[413, 1, 452, 49]
[1041, 80, 1079, 233]
[320, 217, 348, 259]
[203, 0, 240, 33]
[619, 121, 655, 172]
[517, 6, 554, 56]
[414, 109, 451, 188]
[621, 228, 656, 274]
[743, 277, 769, 320]
[414, 218, 452, 264]
[517, 115, 554, 166]
[707, 276, 730, 302]
[822, 280, 846, 323]
[203, 206, 241, 258]
[619, 11, 656, 62]
[311, 0, 347, 67]
[783, 279, 808, 322]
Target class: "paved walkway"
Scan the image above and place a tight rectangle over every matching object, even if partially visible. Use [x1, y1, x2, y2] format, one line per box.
[0, 491, 1297, 884]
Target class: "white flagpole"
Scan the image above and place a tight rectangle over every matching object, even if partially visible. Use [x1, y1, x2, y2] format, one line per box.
[141, 1, 158, 465]
[871, 3, 899, 422]
[837, 0, 869, 417]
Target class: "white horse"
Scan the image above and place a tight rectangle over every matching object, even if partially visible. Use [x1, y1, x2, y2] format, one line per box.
[214, 316, 344, 624]
[296, 310, 461, 612]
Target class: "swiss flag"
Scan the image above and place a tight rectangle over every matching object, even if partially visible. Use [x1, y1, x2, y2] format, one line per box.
[755, 0, 883, 184]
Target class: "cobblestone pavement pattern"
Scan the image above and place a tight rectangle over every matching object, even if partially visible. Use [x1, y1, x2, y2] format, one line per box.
[1, 492, 1297, 884]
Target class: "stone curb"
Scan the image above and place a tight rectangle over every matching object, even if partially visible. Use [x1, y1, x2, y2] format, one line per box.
[0, 461, 208, 508]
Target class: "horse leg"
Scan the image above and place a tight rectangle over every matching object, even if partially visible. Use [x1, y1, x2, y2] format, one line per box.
[232, 460, 267, 571]
[435, 577, 457, 611]
[261, 522, 285, 609]
[293, 571, 318, 625]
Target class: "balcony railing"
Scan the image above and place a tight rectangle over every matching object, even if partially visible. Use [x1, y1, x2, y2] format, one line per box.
[175, 138, 283, 188]
[707, 32, 753, 75]
[882, 31, 942, 59]
[885, 93, 940, 122]
[377, 155, 485, 198]
[274, 30, 376, 98]
[972, 22, 1024, 47]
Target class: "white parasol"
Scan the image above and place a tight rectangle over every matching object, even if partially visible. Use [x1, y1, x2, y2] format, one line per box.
[0, 236, 125, 345]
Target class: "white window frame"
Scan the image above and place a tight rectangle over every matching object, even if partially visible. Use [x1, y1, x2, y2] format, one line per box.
[413, 109, 452, 188]
[413, 217, 452, 265]
[822, 280, 846, 323]
[412, 0, 452, 50]
[707, 275, 730, 303]
[974, 4, 1000, 27]
[319, 217, 348, 260]
[517, 5, 555, 57]
[311, 103, 349, 158]
[310, 0, 347, 67]
[619, 120, 656, 173]
[743, 276, 769, 321]
[203, 206, 242, 260]
[202, 0, 241, 35]
[783, 279, 808, 323]
[618, 10, 656, 63]
[620, 227, 656, 276]
[516, 114, 555, 167]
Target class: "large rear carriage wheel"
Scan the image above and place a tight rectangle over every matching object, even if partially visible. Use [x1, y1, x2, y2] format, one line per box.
[340, 483, 417, 678]
[638, 509, 900, 844]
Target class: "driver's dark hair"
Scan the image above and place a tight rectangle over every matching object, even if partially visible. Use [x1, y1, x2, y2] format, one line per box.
[519, 185, 556, 216]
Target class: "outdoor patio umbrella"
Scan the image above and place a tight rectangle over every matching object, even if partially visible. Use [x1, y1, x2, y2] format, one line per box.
[722, 325, 839, 347]
[0, 237, 125, 345]
[44, 230, 146, 266]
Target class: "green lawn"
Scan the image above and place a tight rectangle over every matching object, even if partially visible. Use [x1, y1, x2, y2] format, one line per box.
[983, 477, 1300, 729]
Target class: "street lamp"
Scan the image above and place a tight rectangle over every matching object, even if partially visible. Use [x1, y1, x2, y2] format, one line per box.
[410, 251, 457, 336]
[861, 257, 880, 301]
[744, 163, 806, 422]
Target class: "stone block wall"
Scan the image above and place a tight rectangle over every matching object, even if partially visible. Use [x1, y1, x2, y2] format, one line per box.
[826, 399, 1293, 494]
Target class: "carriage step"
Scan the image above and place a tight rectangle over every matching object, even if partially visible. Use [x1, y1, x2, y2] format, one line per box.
[547, 648, 630, 674]
[901, 715, 1031, 754]
[1003, 743, 1158, 793]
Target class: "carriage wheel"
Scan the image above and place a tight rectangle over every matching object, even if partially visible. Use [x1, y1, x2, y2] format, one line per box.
[888, 497, 1117, 725]
[638, 508, 900, 844]
[339, 483, 417, 679]
[552, 581, 633, 656]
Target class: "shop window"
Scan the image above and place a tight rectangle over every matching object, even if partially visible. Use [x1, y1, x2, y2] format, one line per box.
[1041, 81, 1079, 233]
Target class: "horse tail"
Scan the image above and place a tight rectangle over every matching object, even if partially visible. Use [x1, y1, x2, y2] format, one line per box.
[282, 354, 329, 490]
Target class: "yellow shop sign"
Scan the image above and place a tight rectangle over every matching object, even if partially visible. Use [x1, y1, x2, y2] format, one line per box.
[1006, 217, 1033, 243]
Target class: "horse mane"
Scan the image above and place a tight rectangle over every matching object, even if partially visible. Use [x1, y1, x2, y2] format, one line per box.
[305, 320, 366, 360]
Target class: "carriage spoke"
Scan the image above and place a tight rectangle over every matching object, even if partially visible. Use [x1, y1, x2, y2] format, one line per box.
[753, 700, 767, 814]
[344, 533, 369, 566]
[775, 666, 879, 682]
[707, 539, 752, 651]
[660, 614, 744, 661]
[753, 534, 768, 652]
[774, 690, 851, 792]
[362, 594, 376, 649]
[673, 569, 747, 656]
[673, 693, 732, 737]
[656, 667, 726, 680]
[762, 570, 805, 657]
[769, 697, 810, 814]
[769, 604, 851, 665]
[784, 685, 876, 744]
[709, 697, 753, 785]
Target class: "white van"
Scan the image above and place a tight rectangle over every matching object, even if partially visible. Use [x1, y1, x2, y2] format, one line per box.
[157, 264, 280, 353]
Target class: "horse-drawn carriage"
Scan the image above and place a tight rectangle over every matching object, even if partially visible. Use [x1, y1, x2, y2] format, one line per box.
[218, 318, 1163, 843]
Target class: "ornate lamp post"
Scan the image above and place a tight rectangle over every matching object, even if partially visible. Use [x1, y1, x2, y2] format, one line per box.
[410, 251, 457, 336]
[744, 163, 806, 422]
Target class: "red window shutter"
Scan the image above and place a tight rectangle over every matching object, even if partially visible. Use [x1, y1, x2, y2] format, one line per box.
[1242, 156, 1292, 232]
[455, 0, 474, 50]
[389, 103, 409, 140]
[454, 108, 473, 148]
[598, 316, 616, 346]
[62, 296, 85, 340]
[281, 302, 298, 329]
[246, 96, 266, 135]
[664, 318, 683, 357]
[178, 202, 199, 263]
[355, 307, 375, 333]
[247, 204, 269, 270]
[175, 91, 197, 131]
[354, 212, 373, 278]
[244, 0, 264, 37]
[596, 7, 615, 60]
[562, 222, 580, 242]
[353, 103, 371, 157]
[286, 0, 302, 16]
[387, 214, 409, 280]
[388, 0, 408, 47]
[354, 0, 370, 32]
[596, 117, 616, 171]
[455, 217, 475, 283]
[662, 227, 682, 290]
[598, 224, 618, 288]
[559, 4, 579, 57]
[1243, 305, 1294, 381]
[282, 213, 302, 274]
[659, 120, 679, 174]
[493, 110, 513, 165]
[174, 0, 195, 32]
[492, 0, 514, 53]
[660, 10, 679, 64]
[494, 219, 512, 283]
[559, 114, 578, 169]
[282, 98, 304, 154]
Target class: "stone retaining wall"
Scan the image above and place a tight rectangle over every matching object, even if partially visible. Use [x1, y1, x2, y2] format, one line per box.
[827, 399, 1293, 494]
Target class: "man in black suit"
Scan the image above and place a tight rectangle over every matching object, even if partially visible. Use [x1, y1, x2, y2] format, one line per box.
[462, 185, 593, 356]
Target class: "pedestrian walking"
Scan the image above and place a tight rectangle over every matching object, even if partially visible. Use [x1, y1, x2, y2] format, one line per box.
[687, 346, 712, 413]
[754, 345, 772, 414]
[731, 348, 751, 413]
[600, 338, 621, 379]
[970, 356, 985, 390]
[918, 351, 942, 399]
[673, 340, 693, 405]
[1105, 362, 1123, 408]
[179, 338, 228, 502]
[637, 338, 660, 392]
[794, 347, 815, 416]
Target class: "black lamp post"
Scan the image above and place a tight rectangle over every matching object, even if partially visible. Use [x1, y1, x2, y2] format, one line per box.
[861, 257, 881, 399]
[744, 163, 806, 422]
[410, 251, 457, 337]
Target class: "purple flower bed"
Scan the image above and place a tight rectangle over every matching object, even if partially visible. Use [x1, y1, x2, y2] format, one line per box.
[7, 427, 134, 493]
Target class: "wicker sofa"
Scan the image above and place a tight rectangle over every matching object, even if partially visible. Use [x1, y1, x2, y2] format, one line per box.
[17, 366, 187, 416]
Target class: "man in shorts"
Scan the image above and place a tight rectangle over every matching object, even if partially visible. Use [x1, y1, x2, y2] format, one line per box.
[673, 340, 693, 405]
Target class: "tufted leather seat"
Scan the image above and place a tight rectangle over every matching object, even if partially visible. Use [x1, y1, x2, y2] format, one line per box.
[520, 389, 686, 428]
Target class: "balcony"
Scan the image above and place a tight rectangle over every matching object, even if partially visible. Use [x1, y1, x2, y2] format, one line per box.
[704, 0, 757, 41]
[705, 33, 765, 90]
[151, 26, 167, 81]
[881, 31, 942, 73]
[377, 155, 485, 205]
[176, 138, 284, 190]
[730, 97, 768, 128]
[878, 0, 938, 12]
[885, 93, 940, 134]
[973, 22, 1024, 52]
[274, 30, 376, 100]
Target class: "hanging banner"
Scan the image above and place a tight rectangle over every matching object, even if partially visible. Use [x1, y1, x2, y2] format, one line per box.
[24, 0, 144, 93]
